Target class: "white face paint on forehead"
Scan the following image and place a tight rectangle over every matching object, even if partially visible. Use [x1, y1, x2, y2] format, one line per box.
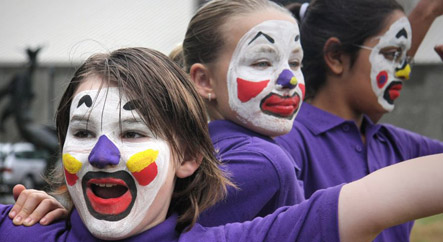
[227, 20, 305, 136]
[369, 16, 411, 112]
[63, 87, 171, 239]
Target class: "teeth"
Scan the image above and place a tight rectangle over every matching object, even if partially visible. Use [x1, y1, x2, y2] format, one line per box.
[94, 183, 116, 188]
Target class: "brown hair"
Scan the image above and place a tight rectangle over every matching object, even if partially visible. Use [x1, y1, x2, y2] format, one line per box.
[52, 47, 231, 232]
[183, 0, 291, 72]
[286, 0, 404, 99]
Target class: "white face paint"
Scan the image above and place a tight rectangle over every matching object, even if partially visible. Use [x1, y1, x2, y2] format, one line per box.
[63, 87, 170, 239]
[369, 17, 411, 111]
[227, 20, 305, 135]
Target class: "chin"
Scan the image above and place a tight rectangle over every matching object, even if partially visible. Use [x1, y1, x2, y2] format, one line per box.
[249, 118, 293, 138]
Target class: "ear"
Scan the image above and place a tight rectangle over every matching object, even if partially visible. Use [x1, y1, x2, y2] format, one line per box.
[189, 63, 215, 100]
[175, 154, 201, 178]
[323, 37, 345, 75]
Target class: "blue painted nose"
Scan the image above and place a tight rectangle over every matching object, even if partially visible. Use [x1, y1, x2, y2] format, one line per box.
[276, 69, 298, 89]
[88, 135, 121, 168]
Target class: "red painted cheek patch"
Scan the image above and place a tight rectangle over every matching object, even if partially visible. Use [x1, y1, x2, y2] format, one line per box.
[131, 163, 158, 186]
[299, 83, 306, 100]
[127, 149, 159, 186]
[237, 78, 270, 102]
[376, 71, 389, 89]
[62, 154, 82, 186]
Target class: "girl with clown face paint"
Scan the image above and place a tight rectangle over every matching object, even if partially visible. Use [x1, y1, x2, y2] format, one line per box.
[183, 0, 306, 226]
[276, 1, 443, 241]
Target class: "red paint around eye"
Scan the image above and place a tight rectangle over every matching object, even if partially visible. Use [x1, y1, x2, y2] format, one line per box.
[377, 71, 389, 88]
[132, 162, 158, 186]
[237, 78, 270, 102]
[64, 169, 78, 186]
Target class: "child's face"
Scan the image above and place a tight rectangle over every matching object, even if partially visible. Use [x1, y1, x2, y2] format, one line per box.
[62, 77, 176, 240]
[367, 15, 411, 112]
[212, 10, 304, 137]
[349, 11, 411, 114]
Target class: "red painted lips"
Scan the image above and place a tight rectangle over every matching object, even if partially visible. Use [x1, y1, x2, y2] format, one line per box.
[261, 93, 301, 117]
[388, 83, 402, 101]
[86, 177, 131, 215]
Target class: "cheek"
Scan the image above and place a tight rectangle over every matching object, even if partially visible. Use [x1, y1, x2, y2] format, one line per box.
[236, 77, 270, 102]
[376, 71, 389, 89]
[126, 149, 159, 186]
[62, 153, 83, 186]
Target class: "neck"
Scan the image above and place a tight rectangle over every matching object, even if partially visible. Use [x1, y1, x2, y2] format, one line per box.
[309, 81, 364, 129]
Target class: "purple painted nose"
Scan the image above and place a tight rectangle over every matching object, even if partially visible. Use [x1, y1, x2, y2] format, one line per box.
[88, 135, 121, 168]
[276, 69, 298, 89]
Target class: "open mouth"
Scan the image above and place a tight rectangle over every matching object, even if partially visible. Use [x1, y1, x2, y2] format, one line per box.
[82, 171, 137, 221]
[260, 92, 301, 118]
[383, 81, 403, 104]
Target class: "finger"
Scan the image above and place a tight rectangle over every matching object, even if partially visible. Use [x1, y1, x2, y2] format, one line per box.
[12, 191, 45, 225]
[9, 188, 31, 219]
[39, 208, 69, 226]
[23, 199, 55, 226]
[12, 184, 26, 201]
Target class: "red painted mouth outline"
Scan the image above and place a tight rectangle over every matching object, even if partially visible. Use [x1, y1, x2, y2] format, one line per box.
[260, 92, 301, 118]
[82, 171, 137, 221]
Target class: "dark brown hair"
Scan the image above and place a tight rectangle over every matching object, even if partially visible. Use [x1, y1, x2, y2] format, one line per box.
[53, 47, 231, 232]
[287, 0, 404, 99]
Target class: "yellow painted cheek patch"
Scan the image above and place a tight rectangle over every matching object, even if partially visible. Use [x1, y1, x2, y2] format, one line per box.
[127, 149, 159, 186]
[62, 153, 82, 186]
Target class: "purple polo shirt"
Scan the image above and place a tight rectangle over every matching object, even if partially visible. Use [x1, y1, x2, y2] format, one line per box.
[276, 103, 443, 242]
[0, 184, 341, 241]
[198, 120, 304, 226]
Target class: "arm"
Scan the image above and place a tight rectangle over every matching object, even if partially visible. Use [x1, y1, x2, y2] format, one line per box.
[435, 44, 443, 61]
[9, 184, 68, 226]
[339, 153, 443, 242]
[408, 0, 443, 57]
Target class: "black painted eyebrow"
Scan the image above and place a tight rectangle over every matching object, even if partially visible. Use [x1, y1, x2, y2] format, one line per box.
[248, 31, 275, 45]
[77, 95, 92, 108]
[395, 28, 408, 39]
[123, 100, 138, 111]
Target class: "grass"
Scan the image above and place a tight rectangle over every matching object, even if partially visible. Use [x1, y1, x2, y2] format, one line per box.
[410, 214, 443, 242]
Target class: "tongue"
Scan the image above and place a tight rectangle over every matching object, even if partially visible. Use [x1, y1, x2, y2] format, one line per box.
[93, 185, 128, 199]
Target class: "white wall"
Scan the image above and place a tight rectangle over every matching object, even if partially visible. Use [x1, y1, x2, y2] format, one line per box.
[0, 0, 195, 65]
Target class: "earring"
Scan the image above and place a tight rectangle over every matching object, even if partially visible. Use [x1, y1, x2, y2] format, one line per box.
[208, 93, 212, 101]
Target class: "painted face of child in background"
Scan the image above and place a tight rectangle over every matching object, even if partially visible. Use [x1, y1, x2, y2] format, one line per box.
[227, 20, 305, 136]
[62, 78, 173, 239]
[369, 16, 411, 112]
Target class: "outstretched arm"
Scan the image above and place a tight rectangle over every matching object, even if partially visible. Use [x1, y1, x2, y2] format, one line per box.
[339, 153, 443, 242]
[435, 44, 443, 61]
[9, 184, 68, 226]
[408, 0, 443, 57]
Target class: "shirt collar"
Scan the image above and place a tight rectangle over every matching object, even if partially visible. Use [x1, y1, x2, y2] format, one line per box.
[296, 103, 380, 135]
[70, 208, 179, 241]
[209, 119, 272, 143]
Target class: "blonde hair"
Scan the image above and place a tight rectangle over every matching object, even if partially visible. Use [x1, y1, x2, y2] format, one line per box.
[183, 0, 290, 72]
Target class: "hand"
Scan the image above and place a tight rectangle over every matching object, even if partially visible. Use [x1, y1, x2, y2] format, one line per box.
[435, 45, 443, 61]
[8, 184, 68, 226]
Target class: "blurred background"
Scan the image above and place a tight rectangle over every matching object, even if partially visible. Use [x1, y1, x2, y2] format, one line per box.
[0, 0, 441, 240]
